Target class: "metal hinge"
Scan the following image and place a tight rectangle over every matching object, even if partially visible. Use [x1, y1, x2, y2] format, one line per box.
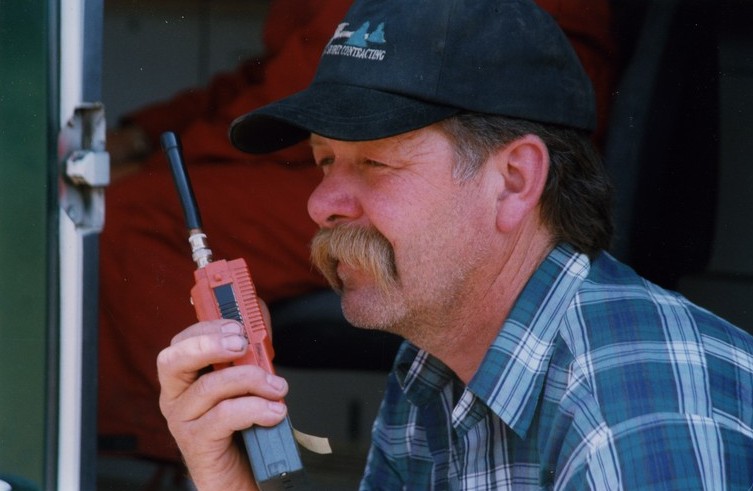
[58, 102, 110, 233]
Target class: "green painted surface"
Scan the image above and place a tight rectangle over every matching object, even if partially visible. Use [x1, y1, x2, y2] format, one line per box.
[0, 0, 53, 488]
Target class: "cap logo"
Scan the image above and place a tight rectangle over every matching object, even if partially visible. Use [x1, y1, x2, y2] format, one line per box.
[323, 21, 387, 61]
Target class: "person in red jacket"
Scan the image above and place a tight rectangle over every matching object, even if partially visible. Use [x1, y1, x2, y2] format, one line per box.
[97, 0, 618, 464]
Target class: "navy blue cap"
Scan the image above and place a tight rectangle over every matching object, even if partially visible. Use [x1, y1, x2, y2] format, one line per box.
[230, 0, 596, 154]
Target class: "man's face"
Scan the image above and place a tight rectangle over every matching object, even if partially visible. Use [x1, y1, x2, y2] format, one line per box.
[307, 125, 499, 339]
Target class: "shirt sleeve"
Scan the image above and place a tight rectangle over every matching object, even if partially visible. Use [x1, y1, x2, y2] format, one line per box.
[555, 412, 753, 490]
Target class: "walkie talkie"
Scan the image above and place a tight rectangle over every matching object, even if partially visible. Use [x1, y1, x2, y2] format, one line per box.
[161, 131, 309, 490]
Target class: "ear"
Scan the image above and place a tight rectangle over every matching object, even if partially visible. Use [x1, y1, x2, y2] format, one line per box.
[491, 134, 549, 233]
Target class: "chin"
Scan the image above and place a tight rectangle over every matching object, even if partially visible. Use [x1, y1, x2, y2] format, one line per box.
[340, 285, 405, 333]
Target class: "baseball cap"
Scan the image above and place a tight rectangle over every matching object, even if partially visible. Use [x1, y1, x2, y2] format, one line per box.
[230, 0, 596, 154]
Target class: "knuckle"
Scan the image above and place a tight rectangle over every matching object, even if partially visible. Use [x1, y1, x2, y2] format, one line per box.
[213, 395, 282, 430]
[195, 333, 220, 356]
[191, 370, 216, 400]
[156, 346, 175, 371]
[213, 397, 243, 423]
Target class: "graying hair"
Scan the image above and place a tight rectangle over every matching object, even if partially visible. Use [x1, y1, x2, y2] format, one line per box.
[438, 113, 614, 257]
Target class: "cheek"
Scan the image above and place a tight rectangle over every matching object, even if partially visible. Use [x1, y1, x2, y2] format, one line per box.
[367, 175, 493, 272]
[407, 190, 494, 266]
[386, 206, 463, 280]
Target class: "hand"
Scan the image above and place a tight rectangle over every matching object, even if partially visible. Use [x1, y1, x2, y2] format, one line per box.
[157, 319, 289, 491]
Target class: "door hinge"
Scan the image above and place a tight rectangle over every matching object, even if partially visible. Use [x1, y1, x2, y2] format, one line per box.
[58, 102, 110, 233]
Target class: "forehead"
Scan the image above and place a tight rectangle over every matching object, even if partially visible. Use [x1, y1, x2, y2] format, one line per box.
[310, 124, 453, 156]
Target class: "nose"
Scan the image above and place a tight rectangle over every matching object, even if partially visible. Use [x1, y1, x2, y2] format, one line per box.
[307, 169, 363, 228]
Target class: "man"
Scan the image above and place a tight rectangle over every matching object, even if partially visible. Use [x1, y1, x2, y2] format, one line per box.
[99, 0, 615, 464]
[157, 0, 753, 489]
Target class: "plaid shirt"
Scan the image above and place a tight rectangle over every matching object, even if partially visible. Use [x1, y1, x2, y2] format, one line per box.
[360, 245, 753, 490]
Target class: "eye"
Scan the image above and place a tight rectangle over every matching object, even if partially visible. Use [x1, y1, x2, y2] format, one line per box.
[363, 159, 387, 168]
[315, 156, 335, 173]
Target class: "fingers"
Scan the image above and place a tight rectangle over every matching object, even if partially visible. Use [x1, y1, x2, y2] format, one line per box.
[182, 375, 289, 442]
[163, 369, 289, 451]
[159, 321, 246, 387]
[157, 318, 289, 432]
[156, 318, 278, 491]
[169, 318, 243, 345]
[175, 363, 288, 428]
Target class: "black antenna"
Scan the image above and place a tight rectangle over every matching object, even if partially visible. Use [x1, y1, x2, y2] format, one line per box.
[161, 131, 213, 268]
[161, 131, 202, 230]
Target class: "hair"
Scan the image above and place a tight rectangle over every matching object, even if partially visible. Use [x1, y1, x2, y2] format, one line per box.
[310, 225, 398, 292]
[437, 113, 614, 258]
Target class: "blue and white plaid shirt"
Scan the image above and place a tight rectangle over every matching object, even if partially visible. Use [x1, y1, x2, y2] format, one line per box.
[360, 244, 753, 490]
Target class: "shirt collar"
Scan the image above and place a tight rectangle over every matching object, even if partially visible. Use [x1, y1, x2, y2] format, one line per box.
[468, 244, 590, 438]
[393, 342, 454, 407]
[392, 244, 590, 438]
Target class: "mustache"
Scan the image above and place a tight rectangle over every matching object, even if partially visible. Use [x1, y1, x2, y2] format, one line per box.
[310, 226, 399, 292]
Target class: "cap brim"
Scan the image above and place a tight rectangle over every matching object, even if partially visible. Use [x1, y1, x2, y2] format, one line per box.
[229, 82, 459, 154]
